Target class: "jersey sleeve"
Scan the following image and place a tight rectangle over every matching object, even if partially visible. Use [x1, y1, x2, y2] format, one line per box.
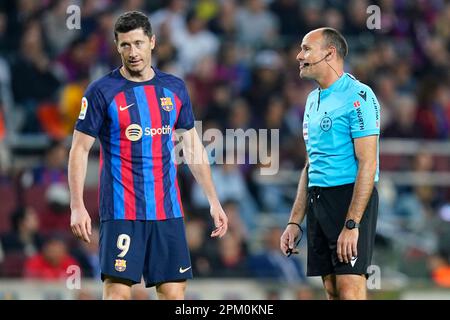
[350, 88, 381, 138]
[75, 84, 106, 138]
[175, 83, 195, 130]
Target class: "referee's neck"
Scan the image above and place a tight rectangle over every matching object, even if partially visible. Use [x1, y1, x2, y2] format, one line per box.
[317, 70, 343, 89]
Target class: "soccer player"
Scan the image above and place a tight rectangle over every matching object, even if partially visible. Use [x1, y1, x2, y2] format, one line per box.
[280, 28, 380, 300]
[68, 11, 228, 300]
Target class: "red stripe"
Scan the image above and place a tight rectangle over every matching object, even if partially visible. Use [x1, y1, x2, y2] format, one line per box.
[144, 86, 166, 220]
[174, 94, 182, 123]
[98, 146, 103, 208]
[115, 92, 136, 220]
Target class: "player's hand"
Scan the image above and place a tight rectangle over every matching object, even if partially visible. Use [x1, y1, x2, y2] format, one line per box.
[280, 225, 301, 256]
[337, 228, 358, 264]
[210, 202, 228, 238]
[70, 206, 92, 243]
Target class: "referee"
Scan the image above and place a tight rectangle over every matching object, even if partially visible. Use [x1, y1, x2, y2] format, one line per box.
[280, 28, 381, 300]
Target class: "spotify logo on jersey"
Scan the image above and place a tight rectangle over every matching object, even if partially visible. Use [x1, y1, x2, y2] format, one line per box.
[125, 124, 172, 141]
[125, 124, 143, 141]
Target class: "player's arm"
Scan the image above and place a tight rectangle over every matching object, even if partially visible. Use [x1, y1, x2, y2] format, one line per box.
[68, 130, 96, 243]
[280, 155, 309, 256]
[179, 127, 228, 238]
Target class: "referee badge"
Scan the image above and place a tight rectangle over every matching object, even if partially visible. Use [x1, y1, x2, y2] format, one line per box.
[320, 116, 332, 131]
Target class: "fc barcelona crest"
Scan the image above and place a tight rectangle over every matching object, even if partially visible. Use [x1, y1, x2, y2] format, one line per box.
[115, 259, 127, 272]
[160, 97, 174, 111]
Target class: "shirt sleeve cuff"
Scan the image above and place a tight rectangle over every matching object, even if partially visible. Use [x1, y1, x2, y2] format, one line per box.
[74, 127, 98, 138]
[351, 129, 380, 138]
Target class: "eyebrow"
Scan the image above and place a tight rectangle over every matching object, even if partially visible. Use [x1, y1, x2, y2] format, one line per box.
[119, 40, 144, 46]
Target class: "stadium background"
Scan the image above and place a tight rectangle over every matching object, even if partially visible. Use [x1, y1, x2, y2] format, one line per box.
[0, 0, 449, 299]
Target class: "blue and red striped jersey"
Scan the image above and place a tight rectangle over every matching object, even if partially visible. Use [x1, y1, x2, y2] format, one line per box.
[75, 67, 194, 221]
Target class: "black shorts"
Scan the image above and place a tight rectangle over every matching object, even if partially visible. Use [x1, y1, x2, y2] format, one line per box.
[306, 183, 378, 277]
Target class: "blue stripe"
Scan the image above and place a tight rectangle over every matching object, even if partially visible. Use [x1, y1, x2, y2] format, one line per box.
[109, 100, 124, 219]
[124, 89, 146, 220]
[134, 86, 156, 220]
[163, 88, 182, 218]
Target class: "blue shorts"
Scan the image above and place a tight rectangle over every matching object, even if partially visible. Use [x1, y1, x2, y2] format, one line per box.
[99, 218, 193, 287]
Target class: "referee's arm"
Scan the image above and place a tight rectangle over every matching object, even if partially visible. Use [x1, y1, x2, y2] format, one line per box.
[288, 155, 310, 226]
[337, 135, 377, 263]
[347, 135, 378, 223]
[280, 155, 309, 255]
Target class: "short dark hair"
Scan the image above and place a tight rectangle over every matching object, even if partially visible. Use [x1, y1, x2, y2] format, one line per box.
[321, 28, 348, 59]
[114, 11, 152, 41]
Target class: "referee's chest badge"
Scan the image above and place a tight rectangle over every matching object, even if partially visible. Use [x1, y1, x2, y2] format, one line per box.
[320, 116, 332, 131]
[115, 259, 127, 272]
[160, 97, 174, 111]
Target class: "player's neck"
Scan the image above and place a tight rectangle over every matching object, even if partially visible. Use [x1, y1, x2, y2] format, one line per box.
[317, 68, 344, 89]
[120, 65, 155, 82]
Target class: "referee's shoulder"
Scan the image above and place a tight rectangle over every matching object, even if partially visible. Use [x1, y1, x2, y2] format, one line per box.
[346, 74, 377, 99]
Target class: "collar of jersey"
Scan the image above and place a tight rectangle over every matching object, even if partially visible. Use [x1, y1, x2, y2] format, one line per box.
[318, 72, 349, 96]
[115, 66, 159, 84]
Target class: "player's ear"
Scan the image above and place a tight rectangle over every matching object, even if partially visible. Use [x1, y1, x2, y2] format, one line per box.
[149, 34, 156, 50]
[114, 39, 120, 53]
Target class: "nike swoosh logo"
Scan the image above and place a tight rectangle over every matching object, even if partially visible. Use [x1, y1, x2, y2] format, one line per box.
[350, 257, 358, 267]
[179, 266, 191, 273]
[119, 103, 134, 111]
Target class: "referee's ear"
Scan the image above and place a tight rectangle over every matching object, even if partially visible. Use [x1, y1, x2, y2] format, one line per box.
[326, 46, 337, 61]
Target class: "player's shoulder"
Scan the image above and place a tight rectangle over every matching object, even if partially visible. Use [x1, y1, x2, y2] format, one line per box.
[154, 68, 188, 96]
[84, 68, 121, 95]
[83, 68, 129, 106]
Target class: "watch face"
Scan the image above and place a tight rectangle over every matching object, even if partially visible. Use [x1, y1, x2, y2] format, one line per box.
[346, 220, 355, 229]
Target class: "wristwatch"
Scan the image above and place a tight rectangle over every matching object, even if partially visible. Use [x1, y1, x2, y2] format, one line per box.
[345, 219, 360, 230]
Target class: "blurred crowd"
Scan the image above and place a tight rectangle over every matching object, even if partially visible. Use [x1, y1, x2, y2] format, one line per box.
[0, 0, 449, 295]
